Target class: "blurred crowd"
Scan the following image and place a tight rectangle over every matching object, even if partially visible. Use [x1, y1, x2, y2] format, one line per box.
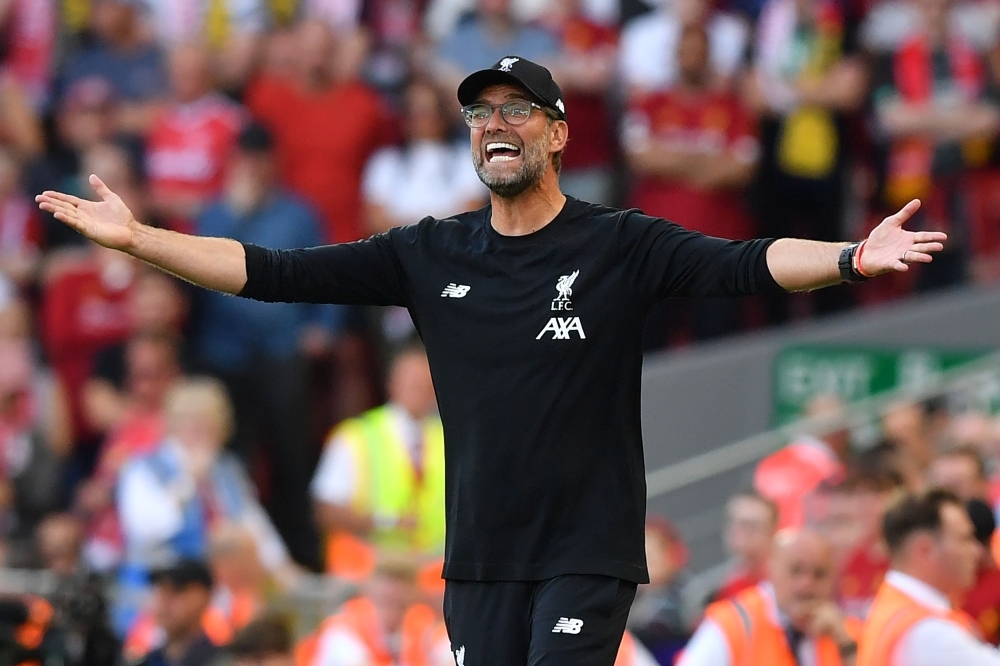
[0, 0, 999, 662]
[631, 393, 1000, 665]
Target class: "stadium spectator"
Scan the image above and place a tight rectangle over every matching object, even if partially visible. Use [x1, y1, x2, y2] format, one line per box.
[0, 72, 45, 160]
[679, 529, 860, 666]
[78, 330, 182, 571]
[58, 0, 167, 136]
[0, 0, 57, 112]
[711, 491, 779, 603]
[311, 344, 442, 580]
[961, 499, 1000, 645]
[245, 19, 392, 244]
[82, 270, 187, 436]
[433, 0, 560, 93]
[821, 469, 901, 619]
[0, 340, 65, 565]
[40, 241, 136, 457]
[206, 523, 269, 634]
[869, 0, 1000, 291]
[131, 560, 222, 666]
[541, 0, 618, 204]
[858, 489, 991, 666]
[754, 394, 849, 529]
[928, 446, 990, 502]
[192, 122, 340, 565]
[142, 0, 266, 92]
[0, 148, 44, 288]
[228, 614, 295, 666]
[0, 293, 73, 453]
[295, 558, 437, 666]
[628, 516, 692, 665]
[124, 527, 269, 661]
[115, 378, 296, 632]
[622, 23, 758, 343]
[882, 401, 938, 490]
[36, 513, 85, 576]
[145, 42, 246, 232]
[745, 0, 867, 323]
[361, 79, 486, 235]
[618, 0, 748, 97]
[28, 78, 122, 249]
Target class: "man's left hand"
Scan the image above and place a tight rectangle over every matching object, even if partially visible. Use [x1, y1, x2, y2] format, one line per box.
[859, 199, 948, 276]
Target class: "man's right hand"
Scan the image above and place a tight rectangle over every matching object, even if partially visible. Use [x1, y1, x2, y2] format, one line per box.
[35, 174, 138, 251]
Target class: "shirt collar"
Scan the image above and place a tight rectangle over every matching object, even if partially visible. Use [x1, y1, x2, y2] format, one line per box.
[885, 570, 952, 611]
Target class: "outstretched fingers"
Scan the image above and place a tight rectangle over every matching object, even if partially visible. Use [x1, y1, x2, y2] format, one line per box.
[35, 191, 84, 207]
[888, 199, 922, 227]
[911, 242, 944, 254]
[89, 174, 113, 201]
[914, 231, 948, 243]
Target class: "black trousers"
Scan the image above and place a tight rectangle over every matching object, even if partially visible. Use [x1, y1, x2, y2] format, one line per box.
[443, 575, 637, 666]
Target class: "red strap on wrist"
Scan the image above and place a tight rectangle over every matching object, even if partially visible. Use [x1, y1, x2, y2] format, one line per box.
[855, 240, 873, 278]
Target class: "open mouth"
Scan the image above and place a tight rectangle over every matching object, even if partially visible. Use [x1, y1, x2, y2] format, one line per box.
[485, 141, 521, 163]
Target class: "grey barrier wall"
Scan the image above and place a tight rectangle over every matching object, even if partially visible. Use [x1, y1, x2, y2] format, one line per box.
[640, 285, 1000, 573]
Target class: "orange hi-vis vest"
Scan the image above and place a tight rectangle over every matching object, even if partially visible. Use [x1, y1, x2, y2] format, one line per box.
[295, 596, 437, 666]
[858, 579, 981, 666]
[706, 585, 861, 666]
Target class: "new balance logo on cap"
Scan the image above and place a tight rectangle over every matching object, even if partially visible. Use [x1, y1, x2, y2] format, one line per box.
[552, 617, 584, 634]
[441, 283, 471, 298]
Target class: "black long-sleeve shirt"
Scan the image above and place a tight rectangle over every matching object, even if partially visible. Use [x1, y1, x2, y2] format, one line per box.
[240, 197, 781, 583]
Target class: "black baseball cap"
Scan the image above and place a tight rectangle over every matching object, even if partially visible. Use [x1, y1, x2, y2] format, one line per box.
[457, 56, 566, 121]
[149, 559, 214, 590]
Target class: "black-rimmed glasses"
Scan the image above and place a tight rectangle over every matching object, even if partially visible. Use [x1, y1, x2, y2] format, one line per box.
[461, 100, 545, 128]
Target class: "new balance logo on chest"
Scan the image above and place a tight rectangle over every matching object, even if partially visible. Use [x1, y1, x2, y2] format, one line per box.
[441, 283, 471, 298]
[537, 271, 586, 340]
[552, 617, 584, 634]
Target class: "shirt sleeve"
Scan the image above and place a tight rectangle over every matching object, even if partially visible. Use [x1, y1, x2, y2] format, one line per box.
[310, 436, 357, 506]
[617, 210, 783, 301]
[117, 461, 185, 545]
[676, 620, 733, 666]
[894, 618, 1000, 666]
[239, 230, 409, 307]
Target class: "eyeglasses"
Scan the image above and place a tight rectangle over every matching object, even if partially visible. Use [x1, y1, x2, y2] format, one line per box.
[461, 100, 545, 128]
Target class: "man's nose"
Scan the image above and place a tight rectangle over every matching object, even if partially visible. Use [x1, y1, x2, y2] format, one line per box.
[484, 106, 509, 133]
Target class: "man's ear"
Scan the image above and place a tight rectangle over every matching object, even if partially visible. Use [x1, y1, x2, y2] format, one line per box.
[548, 120, 569, 152]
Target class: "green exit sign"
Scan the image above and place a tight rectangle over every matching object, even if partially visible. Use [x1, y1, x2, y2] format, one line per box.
[773, 345, 990, 425]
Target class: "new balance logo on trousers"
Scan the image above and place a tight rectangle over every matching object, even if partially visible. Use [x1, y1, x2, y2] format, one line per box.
[551, 617, 584, 634]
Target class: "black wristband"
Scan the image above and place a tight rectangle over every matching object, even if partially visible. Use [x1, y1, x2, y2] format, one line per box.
[838, 243, 867, 283]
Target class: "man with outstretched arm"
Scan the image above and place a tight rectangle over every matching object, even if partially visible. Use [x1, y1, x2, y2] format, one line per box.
[38, 56, 946, 666]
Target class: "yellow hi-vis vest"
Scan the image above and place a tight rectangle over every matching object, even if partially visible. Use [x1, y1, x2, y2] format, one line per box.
[324, 405, 446, 577]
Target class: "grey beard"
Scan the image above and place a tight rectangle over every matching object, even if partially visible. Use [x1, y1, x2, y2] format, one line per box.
[472, 136, 549, 199]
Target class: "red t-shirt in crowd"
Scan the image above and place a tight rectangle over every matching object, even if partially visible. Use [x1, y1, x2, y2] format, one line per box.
[558, 18, 617, 171]
[40, 263, 133, 440]
[753, 438, 844, 530]
[837, 542, 889, 619]
[245, 75, 393, 243]
[145, 94, 245, 217]
[624, 89, 757, 239]
[2, 0, 56, 108]
[963, 565, 1000, 644]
